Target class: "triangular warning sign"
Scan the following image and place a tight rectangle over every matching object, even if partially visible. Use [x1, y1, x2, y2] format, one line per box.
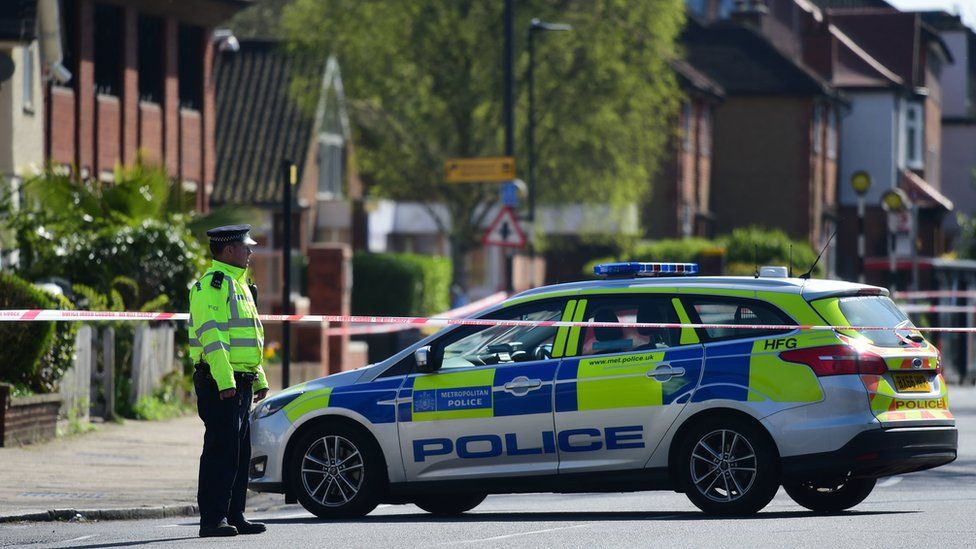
[482, 206, 526, 248]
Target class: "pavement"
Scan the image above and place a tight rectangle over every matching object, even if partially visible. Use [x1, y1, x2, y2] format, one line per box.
[0, 387, 973, 547]
[0, 414, 277, 522]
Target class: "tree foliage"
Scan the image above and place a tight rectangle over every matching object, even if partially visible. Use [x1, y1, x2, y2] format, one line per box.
[281, 0, 685, 287]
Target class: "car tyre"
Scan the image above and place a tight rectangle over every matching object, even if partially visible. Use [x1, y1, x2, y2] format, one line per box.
[783, 476, 876, 513]
[413, 493, 487, 516]
[678, 416, 780, 516]
[290, 422, 384, 519]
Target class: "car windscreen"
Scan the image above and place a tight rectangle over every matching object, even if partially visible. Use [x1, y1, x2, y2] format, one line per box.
[835, 296, 916, 348]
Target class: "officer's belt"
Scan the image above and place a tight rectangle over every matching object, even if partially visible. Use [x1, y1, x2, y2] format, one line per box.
[195, 362, 258, 383]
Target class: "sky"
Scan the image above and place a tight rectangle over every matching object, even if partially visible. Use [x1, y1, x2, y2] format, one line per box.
[886, 0, 976, 29]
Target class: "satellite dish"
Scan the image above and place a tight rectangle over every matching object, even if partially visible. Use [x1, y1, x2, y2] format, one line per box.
[0, 52, 14, 83]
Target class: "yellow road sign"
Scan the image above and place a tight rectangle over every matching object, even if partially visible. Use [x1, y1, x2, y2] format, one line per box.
[445, 157, 516, 183]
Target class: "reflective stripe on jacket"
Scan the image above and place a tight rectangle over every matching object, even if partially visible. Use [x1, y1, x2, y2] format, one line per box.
[188, 260, 268, 392]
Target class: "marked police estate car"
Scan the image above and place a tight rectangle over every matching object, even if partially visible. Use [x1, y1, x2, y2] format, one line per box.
[248, 262, 957, 517]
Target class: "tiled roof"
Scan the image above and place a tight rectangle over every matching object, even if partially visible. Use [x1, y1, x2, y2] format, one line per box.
[214, 39, 318, 206]
[672, 59, 725, 99]
[682, 21, 838, 97]
[0, 0, 36, 42]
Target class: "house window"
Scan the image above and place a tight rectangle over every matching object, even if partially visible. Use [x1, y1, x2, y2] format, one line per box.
[903, 102, 923, 169]
[681, 102, 693, 152]
[812, 103, 823, 154]
[826, 107, 837, 160]
[22, 44, 34, 113]
[94, 4, 122, 96]
[317, 134, 344, 200]
[178, 24, 204, 110]
[698, 105, 711, 156]
[138, 15, 164, 103]
[60, 0, 77, 88]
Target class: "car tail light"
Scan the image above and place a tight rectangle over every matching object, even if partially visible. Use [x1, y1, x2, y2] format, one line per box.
[780, 345, 887, 376]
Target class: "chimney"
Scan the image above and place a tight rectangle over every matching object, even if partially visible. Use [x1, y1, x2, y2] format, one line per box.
[731, 0, 769, 30]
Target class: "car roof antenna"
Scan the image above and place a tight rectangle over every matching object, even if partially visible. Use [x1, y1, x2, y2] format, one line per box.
[753, 245, 760, 279]
[789, 244, 793, 278]
[800, 229, 837, 280]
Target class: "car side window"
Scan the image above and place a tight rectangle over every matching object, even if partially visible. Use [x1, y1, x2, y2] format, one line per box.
[578, 296, 680, 356]
[682, 296, 794, 341]
[438, 300, 565, 369]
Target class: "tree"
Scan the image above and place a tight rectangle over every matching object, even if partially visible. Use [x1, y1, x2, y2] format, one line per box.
[282, 0, 685, 289]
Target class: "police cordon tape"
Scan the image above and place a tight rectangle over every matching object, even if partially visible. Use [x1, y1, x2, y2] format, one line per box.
[4, 307, 976, 333]
[893, 290, 976, 300]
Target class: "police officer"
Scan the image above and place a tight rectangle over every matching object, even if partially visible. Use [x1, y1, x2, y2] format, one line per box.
[189, 225, 269, 538]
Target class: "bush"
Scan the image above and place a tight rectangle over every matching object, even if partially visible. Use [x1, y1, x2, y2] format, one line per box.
[352, 252, 452, 316]
[583, 227, 823, 278]
[33, 293, 79, 393]
[720, 226, 820, 276]
[0, 272, 56, 389]
[22, 219, 206, 312]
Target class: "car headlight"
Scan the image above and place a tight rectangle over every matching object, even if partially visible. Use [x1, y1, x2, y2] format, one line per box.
[253, 392, 302, 419]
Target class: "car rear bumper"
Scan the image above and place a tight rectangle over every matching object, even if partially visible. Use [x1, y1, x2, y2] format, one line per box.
[781, 426, 957, 481]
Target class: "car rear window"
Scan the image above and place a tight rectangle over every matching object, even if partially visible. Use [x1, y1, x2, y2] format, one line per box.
[683, 296, 794, 341]
[835, 296, 915, 348]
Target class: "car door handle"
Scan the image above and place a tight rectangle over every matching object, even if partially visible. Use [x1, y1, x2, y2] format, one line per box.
[647, 365, 685, 380]
[504, 377, 543, 395]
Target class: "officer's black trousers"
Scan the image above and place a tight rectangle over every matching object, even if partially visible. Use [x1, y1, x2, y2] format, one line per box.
[194, 372, 252, 527]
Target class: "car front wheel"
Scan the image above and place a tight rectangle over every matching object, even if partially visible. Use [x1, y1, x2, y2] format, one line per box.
[784, 476, 876, 513]
[679, 416, 780, 516]
[290, 423, 384, 518]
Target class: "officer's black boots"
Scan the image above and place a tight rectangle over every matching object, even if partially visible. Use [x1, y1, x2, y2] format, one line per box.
[229, 518, 267, 535]
[199, 518, 238, 538]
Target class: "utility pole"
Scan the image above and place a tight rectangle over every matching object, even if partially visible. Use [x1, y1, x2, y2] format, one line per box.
[503, 0, 515, 293]
[280, 160, 296, 389]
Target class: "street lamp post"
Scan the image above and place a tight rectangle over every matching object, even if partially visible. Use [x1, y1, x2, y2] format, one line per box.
[850, 171, 872, 283]
[526, 18, 572, 224]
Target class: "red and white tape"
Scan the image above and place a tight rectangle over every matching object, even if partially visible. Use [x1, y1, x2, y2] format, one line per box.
[3, 307, 976, 333]
[893, 290, 976, 300]
[324, 292, 508, 336]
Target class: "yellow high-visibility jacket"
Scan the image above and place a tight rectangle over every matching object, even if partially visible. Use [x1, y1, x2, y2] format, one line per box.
[188, 260, 268, 392]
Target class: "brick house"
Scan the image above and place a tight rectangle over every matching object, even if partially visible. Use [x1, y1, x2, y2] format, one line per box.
[922, 11, 976, 247]
[646, 60, 724, 240]
[45, 0, 248, 212]
[809, 3, 956, 285]
[682, 16, 844, 271]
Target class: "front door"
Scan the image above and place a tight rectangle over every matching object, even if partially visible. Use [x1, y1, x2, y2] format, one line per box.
[398, 298, 568, 481]
[553, 294, 704, 473]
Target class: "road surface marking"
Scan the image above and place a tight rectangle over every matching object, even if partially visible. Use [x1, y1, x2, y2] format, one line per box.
[449, 524, 588, 544]
[878, 476, 904, 488]
[63, 535, 96, 543]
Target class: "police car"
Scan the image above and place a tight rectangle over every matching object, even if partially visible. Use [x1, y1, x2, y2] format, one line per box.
[248, 262, 957, 517]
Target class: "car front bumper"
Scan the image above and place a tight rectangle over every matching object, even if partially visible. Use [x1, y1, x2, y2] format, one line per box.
[781, 426, 957, 482]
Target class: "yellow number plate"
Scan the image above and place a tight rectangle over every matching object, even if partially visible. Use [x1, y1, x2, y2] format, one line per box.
[892, 373, 930, 393]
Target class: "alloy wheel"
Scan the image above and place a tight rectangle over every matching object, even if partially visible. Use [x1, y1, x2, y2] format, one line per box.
[689, 429, 758, 503]
[301, 435, 365, 507]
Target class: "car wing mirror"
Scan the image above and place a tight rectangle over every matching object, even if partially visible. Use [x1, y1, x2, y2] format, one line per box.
[414, 345, 441, 373]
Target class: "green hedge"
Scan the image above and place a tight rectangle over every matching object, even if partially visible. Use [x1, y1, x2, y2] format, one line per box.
[0, 273, 56, 389]
[584, 227, 822, 278]
[34, 293, 79, 393]
[352, 252, 451, 316]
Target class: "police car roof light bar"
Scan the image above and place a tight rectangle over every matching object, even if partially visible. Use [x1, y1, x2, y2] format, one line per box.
[594, 262, 699, 278]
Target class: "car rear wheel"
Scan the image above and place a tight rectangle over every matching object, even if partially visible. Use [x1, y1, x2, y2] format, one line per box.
[290, 423, 384, 519]
[679, 416, 780, 516]
[784, 476, 876, 513]
[413, 493, 487, 516]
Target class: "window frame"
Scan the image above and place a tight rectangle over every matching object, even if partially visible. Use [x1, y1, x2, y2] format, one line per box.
[678, 295, 796, 343]
[392, 298, 569, 376]
[564, 294, 688, 358]
[903, 101, 924, 169]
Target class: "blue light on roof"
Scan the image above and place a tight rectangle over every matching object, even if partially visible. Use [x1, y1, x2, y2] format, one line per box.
[594, 262, 699, 278]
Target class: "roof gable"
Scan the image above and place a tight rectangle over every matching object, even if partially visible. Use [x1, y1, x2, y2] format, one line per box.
[214, 40, 323, 206]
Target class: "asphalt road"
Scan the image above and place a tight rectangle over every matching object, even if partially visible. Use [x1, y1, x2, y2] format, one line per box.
[3, 387, 975, 549]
